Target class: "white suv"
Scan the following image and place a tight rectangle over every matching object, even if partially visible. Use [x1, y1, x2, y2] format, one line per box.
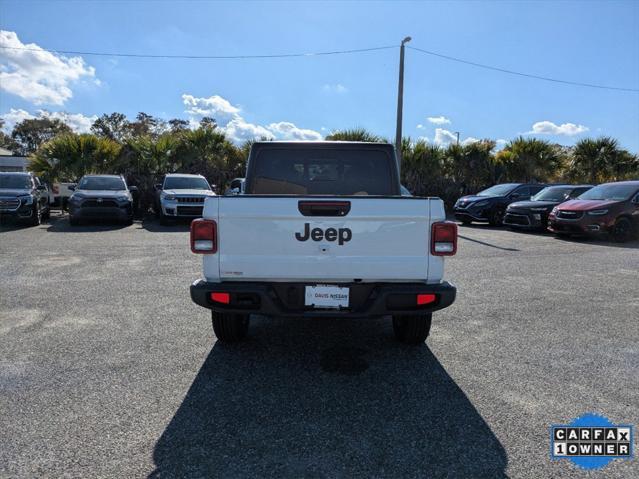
[155, 174, 215, 225]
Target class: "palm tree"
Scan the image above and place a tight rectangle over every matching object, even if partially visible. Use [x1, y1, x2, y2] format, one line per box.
[501, 137, 560, 182]
[29, 133, 121, 181]
[568, 137, 626, 183]
[325, 128, 385, 142]
[401, 139, 446, 195]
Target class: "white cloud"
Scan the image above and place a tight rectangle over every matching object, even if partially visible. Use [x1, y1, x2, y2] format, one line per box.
[461, 136, 480, 146]
[266, 121, 322, 141]
[1, 108, 33, 132]
[181, 94, 240, 123]
[182, 93, 322, 143]
[434, 128, 458, 146]
[432, 128, 486, 147]
[427, 116, 451, 125]
[224, 118, 274, 142]
[323, 83, 348, 94]
[0, 30, 97, 105]
[495, 139, 508, 150]
[1, 108, 96, 133]
[39, 111, 97, 133]
[416, 124, 424, 129]
[527, 121, 588, 136]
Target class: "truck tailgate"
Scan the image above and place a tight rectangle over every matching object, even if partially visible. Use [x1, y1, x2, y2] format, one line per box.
[210, 197, 443, 282]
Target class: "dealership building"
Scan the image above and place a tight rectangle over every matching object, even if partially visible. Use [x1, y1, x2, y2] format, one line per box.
[0, 147, 29, 172]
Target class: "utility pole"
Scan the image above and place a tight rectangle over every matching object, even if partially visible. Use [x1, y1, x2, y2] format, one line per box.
[395, 36, 411, 175]
[455, 131, 460, 146]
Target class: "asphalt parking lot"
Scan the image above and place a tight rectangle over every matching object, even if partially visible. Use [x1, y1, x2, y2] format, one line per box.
[1, 212, 637, 478]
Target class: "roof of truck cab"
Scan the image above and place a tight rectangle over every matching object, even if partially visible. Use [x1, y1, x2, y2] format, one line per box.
[251, 141, 394, 147]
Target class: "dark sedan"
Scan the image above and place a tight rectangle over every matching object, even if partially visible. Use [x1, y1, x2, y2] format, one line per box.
[68, 175, 137, 226]
[453, 183, 546, 226]
[503, 185, 593, 230]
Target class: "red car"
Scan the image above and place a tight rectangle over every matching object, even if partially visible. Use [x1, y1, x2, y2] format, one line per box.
[548, 180, 639, 242]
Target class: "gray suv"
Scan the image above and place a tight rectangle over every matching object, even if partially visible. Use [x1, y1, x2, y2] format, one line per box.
[0, 172, 50, 226]
[68, 175, 136, 226]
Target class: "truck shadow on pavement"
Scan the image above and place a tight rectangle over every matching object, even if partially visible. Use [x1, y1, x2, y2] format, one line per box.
[150, 318, 508, 478]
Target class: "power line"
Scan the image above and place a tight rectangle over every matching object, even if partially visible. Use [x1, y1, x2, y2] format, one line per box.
[408, 45, 639, 93]
[1, 42, 637, 93]
[0, 44, 396, 59]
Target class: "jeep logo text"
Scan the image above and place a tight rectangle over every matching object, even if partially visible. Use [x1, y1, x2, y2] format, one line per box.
[295, 223, 352, 245]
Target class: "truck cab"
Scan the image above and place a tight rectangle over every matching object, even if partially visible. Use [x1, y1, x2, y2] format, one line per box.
[190, 142, 457, 344]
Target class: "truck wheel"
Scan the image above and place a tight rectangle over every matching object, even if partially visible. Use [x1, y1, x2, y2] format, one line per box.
[69, 215, 80, 226]
[212, 312, 249, 342]
[460, 218, 472, 225]
[392, 314, 432, 345]
[611, 217, 633, 243]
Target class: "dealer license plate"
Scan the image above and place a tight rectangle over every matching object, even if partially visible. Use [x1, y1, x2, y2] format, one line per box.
[304, 284, 349, 309]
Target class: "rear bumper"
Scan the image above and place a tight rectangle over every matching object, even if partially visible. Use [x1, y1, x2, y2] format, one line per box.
[190, 279, 457, 318]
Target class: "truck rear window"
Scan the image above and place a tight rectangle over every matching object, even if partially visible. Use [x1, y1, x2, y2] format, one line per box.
[249, 148, 395, 195]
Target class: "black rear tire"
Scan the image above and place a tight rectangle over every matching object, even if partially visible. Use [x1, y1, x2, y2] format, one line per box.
[611, 217, 633, 243]
[69, 215, 80, 226]
[460, 219, 472, 225]
[392, 314, 432, 345]
[212, 312, 250, 343]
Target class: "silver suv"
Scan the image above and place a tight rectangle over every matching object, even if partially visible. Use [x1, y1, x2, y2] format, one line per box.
[155, 174, 215, 225]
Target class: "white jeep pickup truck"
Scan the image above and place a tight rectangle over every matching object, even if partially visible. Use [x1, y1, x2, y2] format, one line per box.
[190, 141, 457, 344]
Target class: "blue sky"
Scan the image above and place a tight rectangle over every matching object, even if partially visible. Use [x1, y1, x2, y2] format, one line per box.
[1, 0, 638, 150]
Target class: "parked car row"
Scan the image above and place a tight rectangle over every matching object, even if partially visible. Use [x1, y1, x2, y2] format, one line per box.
[454, 181, 639, 242]
[0, 172, 219, 227]
[3, 170, 638, 243]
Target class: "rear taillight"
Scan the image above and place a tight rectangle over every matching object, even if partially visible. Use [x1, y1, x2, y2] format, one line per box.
[210, 292, 230, 304]
[431, 221, 457, 256]
[417, 293, 437, 305]
[190, 219, 217, 254]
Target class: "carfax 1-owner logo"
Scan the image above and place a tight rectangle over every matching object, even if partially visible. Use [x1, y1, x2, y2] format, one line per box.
[551, 413, 634, 470]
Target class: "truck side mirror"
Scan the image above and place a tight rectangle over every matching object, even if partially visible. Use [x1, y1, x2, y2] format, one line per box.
[129, 186, 138, 192]
[154, 183, 162, 191]
[68, 184, 76, 191]
[37, 184, 47, 191]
